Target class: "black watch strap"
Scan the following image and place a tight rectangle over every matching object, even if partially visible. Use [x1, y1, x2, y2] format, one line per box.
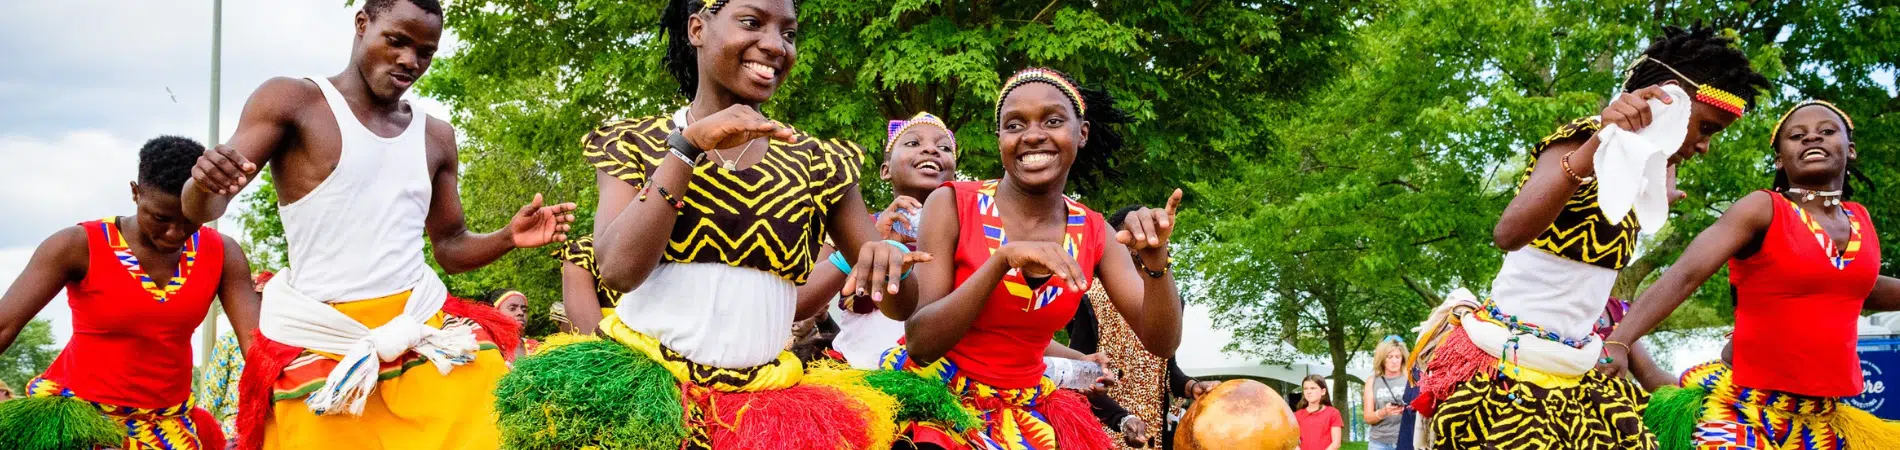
[667, 129, 704, 163]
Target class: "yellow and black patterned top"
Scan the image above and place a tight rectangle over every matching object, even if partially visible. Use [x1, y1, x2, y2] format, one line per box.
[556, 235, 622, 308]
[1517, 117, 1640, 270]
[582, 115, 864, 284]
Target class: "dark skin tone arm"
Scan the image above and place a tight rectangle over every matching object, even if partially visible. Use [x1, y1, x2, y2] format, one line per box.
[1098, 190, 1187, 357]
[181, 77, 304, 222]
[796, 246, 847, 321]
[1599, 191, 1775, 376]
[559, 260, 603, 334]
[1866, 275, 1900, 312]
[216, 234, 261, 352]
[1495, 86, 1674, 250]
[419, 119, 576, 274]
[0, 228, 87, 353]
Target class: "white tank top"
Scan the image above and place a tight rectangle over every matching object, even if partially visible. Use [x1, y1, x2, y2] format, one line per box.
[279, 77, 435, 303]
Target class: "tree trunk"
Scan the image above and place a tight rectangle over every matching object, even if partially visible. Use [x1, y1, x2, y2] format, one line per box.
[1322, 291, 1353, 443]
[1611, 230, 1686, 300]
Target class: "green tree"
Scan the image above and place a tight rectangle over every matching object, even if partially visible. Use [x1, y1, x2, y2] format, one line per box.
[1, 319, 61, 391]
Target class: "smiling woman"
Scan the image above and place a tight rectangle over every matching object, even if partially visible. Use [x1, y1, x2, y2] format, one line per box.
[496, 0, 976, 448]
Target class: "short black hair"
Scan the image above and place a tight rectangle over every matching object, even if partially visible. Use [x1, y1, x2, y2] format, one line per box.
[479, 289, 521, 306]
[363, 0, 442, 18]
[137, 136, 204, 196]
[1622, 25, 1772, 109]
[1106, 204, 1143, 231]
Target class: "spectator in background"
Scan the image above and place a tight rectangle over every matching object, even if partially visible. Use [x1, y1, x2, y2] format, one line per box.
[1362, 337, 1409, 450]
[1294, 375, 1343, 450]
[0, 380, 12, 402]
[483, 290, 539, 357]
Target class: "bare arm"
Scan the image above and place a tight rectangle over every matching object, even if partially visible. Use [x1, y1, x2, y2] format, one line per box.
[831, 188, 923, 319]
[1327, 425, 1342, 450]
[0, 228, 86, 353]
[1100, 192, 1186, 358]
[424, 119, 576, 274]
[1495, 87, 1674, 250]
[1629, 342, 1676, 391]
[797, 245, 846, 321]
[183, 77, 306, 223]
[1866, 276, 1900, 312]
[1603, 192, 1775, 371]
[594, 150, 696, 292]
[1044, 340, 1087, 359]
[216, 234, 260, 353]
[1362, 381, 1383, 423]
[1494, 139, 1594, 250]
[560, 261, 605, 334]
[904, 187, 991, 363]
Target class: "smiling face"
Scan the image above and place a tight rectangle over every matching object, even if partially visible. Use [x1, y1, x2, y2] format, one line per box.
[129, 183, 202, 251]
[881, 125, 957, 193]
[352, 2, 442, 103]
[998, 83, 1087, 192]
[1774, 105, 1855, 187]
[690, 0, 797, 104]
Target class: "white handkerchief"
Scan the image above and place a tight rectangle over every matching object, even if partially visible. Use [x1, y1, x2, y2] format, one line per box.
[1592, 84, 1692, 232]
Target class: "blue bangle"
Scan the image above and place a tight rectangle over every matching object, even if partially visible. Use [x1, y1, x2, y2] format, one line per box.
[883, 240, 915, 280]
[829, 251, 853, 275]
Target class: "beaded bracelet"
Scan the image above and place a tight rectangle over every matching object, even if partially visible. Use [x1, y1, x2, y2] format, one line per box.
[640, 185, 685, 211]
[827, 240, 916, 280]
[1561, 149, 1595, 184]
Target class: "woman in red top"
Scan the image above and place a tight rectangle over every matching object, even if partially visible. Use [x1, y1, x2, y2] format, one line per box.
[0, 136, 261, 450]
[1603, 101, 1900, 449]
[878, 68, 1185, 450]
[1294, 375, 1344, 450]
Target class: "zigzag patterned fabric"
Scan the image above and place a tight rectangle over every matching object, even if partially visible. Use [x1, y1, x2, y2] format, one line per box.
[582, 115, 864, 285]
[555, 234, 623, 307]
[1432, 367, 1657, 449]
[26, 377, 206, 450]
[974, 179, 1090, 311]
[101, 216, 200, 302]
[1518, 118, 1641, 269]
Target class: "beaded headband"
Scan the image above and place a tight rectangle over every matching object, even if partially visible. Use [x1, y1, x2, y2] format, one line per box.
[1623, 55, 1749, 117]
[1770, 100, 1855, 145]
[698, 0, 729, 14]
[887, 112, 956, 156]
[995, 68, 1087, 123]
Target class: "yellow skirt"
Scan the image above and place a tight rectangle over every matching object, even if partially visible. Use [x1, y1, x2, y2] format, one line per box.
[260, 291, 509, 450]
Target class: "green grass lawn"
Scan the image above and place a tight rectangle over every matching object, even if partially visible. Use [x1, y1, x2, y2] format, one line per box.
[1339, 442, 1368, 450]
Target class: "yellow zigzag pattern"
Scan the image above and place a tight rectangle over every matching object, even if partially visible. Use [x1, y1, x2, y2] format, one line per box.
[583, 115, 863, 284]
[1518, 117, 1640, 270]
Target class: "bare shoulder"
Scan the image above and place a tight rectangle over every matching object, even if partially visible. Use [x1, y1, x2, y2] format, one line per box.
[38, 226, 92, 279]
[424, 114, 458, 168]
[250, 77, 323, 112]
[1726, 190, 1779, 228]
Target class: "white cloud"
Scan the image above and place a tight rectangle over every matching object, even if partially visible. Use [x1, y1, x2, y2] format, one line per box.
[0, 132, 141, 248]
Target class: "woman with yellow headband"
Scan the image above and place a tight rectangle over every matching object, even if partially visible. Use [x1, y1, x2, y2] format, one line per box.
[1602, 100, 1900, 450]
[879, 67, 1185, 450]
[1410, 25, 1770, 449]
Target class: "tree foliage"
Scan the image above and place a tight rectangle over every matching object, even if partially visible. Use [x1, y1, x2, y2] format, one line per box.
[1186, 0, 1900, 397]
[1, 319, 60, 391]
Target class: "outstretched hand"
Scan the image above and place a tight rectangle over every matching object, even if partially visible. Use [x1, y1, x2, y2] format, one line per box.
[509, 193, 579, 248]
[192, 144, 259, 196]
[840, 241, 933, 303]
[1115, 189, 1184, 258]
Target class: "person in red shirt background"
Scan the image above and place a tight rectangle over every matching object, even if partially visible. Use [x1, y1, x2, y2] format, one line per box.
[1294, 375, 1344, 450]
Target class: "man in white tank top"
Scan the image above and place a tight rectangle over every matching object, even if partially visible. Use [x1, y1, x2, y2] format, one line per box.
[179, 1, 575, 449]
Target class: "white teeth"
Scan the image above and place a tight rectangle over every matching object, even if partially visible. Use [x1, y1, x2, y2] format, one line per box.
[917, 162, 939, 171]
[745, 62, 776, 78]
[1021, 153, 1055, 165]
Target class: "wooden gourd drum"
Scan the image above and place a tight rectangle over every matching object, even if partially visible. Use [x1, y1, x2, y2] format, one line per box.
[1173, 379, 1300, 450]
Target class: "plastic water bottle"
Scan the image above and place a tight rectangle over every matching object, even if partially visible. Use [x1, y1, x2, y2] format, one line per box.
[1044, 357, 1107, 390]
[892, 208, 922, 239]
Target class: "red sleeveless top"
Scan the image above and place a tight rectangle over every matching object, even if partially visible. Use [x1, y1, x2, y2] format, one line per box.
[1728, 193, 1879, 397]
[40, 218, 224, 408]
[943, 180, 1106, 388]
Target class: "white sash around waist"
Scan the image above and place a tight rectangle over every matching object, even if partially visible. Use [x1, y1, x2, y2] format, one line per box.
[259, 271, 478, 415]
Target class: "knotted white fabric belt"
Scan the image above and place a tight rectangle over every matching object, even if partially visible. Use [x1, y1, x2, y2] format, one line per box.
[259, 272, 478, 415]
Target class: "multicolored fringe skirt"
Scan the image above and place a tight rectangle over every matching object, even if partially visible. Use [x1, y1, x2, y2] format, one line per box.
[0, 377, 224, 450]
[879, 348, 1114, 450]
[1643, 362, 1900, 450]
[1415, 326, 1656, 449]
[493, 315, 975, 450]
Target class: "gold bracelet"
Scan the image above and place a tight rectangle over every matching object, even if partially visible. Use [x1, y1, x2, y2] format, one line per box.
[1561, 150, 1595, 184]
[1604, 340, 1631, 353]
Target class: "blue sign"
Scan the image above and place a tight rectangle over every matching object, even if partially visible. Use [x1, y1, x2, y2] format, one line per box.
[1848, 339, 1900, 420]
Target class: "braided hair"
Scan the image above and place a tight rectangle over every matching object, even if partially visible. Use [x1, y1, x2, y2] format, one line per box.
[1621, 25, 1771, 109]
[994, 68, 1133, 183]
[661, 0, 733, 99]
[1770, 102, 1872, 200]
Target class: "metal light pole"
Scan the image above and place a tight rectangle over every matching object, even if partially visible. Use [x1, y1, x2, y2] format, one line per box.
[199, 0, 223, 368]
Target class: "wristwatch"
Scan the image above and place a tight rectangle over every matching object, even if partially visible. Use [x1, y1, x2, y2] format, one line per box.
[667, 129, 705, 165]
